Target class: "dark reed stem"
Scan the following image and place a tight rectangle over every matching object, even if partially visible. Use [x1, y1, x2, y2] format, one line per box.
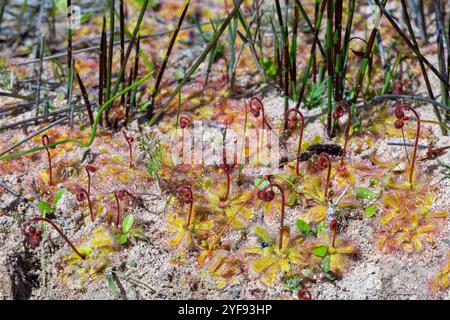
[133, 36, 141, 83]
[0, 179, 39, 211]
[295, 0, 327, 108]
[312, 0, 319, 83]
[106, 0, 115, 103]
[293, 0, 326, 58]
[0, 117, 67, 158]
[35, 34, 45, 120]
[291, 6, 299, 99]
[434, 0, 450, 53]
[400, 2, 435, 97]
[415, 0, 428, 44]
[119, 0, 126, 107]
[351, 0, 388, 109]
[0, 105, 84, 132]
[148, 0, 246, 126]
[19, 16, 250, 66]
[119, 0, 125, 68]
[333, 0, 343, 101]
[374, 0, 450, 89]
[0, 92, 34, 101]
[0, 0, 7, 34]
[270, 17, 283, 88]
[147, 0, 190, 120]
[434, 0, 449, 123]
[67, 0, 72, 93]
[125, 66, 133, 126]
[341, 0, 355, 89]
[110, 0, 150, 99]
[75, 69, 94, 127]
[351, 26, 377, 106]
[68, 58, 75, 127]
[99, 14, 107, 126]
[401, 0, 445, 135]
[129, 35, 141, 119]
[274, 0, 289, 130]
[0, 73, 152, 162]
[371, 94, 450, 112]
[374, 0, 447, 133]
[325, 0, 334, 137]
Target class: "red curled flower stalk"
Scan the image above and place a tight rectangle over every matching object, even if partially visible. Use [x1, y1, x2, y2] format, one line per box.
[114, 189, 133, 227]
[42, 135, 53, 186]
[332, 101, 351, 171]
[392, 81, 410, 163]
[179, 115, 192, 129]
[22, 217, 86, 260]
[122, 131, 134, 168]
[219, 164, 232, 202]
[177, 185, 194, 227]
[329, 219, 337, 248]
[317, 153, 332, 203]
[249, 97, 270, 130]
[284, 108, 305, 176]
[85, 164, 97, 195]
[76, 188, 94, 222]
[257, 182, 286, 249]
[179, 116, 192, 158]
[393, 104, 421, 186]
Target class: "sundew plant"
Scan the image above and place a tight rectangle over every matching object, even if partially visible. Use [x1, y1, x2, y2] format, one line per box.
[0, 0, 449, 301]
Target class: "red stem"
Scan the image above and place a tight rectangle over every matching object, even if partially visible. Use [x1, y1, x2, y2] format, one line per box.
[24, 217, 86, 260]
[318, 153, 332, 202]
[332, 227, 337, 247]
[78, 188, 94, 222]
[395, 104, 421, 186]
[42, 135, 53, 186]
[177, 186, 194, 227]
[185, 189, 194, 227]
[181, 130, 185, 158]
[400, 127, 411, 165]
[127, 140, 133, 168]
[250, 97, 271, 130]
[122, 131, 134, 168]
[113, 189, 133, 227]
[263, 182, 286, 250]
[85, 167, 91, 195]
[284, 108, 305, 176]
[114, 193, 121, 227]
[220, 167, 231, 201]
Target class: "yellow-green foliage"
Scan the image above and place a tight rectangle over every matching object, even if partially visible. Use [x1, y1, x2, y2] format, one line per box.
[207, 252, 243, 289]
[308, 234, 356, 276]
[203, 177, 254, 230]
[167, 211, 213, 248]
[62, 226, 116, 289]
[246, 227, 307, 285]
[376, 189, 447, 253]
[430, 256, 450, 292]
